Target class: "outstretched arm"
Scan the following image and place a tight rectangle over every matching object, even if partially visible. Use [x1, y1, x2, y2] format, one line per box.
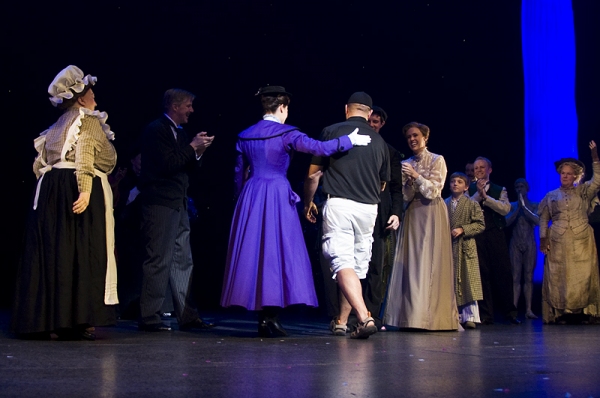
[285, 130, 351, 156]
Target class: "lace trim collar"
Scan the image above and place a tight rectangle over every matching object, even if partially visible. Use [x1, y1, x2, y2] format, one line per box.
[411, 148, 430, 163]
[263, 114, 282, 124]
[58, 107, 114, 159]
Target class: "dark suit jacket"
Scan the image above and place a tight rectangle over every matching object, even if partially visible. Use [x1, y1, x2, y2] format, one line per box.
[139, 115, 201, 209]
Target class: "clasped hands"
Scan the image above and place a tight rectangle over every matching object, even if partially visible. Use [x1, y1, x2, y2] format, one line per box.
[476, 178, 488, 199]
[191, 132, 215, 155]
[401, 163, 419, 182]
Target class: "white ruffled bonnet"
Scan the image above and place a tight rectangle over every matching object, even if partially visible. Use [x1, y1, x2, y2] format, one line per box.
[48, 65, 97, 107]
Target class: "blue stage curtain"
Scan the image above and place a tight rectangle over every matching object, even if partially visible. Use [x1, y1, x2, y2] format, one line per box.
[522, 0, 577, 282]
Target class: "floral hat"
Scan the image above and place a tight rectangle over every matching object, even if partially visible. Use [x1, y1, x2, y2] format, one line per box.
[48, 65, 97, 107]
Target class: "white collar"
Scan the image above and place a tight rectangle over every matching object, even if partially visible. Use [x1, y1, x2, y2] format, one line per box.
[164, 113, 180, 128]
[263, 114, 282, 124]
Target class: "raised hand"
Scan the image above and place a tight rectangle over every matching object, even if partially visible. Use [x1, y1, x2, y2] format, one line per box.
[518, 192, 525, 207]
[476, 178, 488, 199]
[590, 140, 598, 162]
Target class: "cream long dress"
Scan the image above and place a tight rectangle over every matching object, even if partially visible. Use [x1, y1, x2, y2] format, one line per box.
[383, 148, 459, 330]
[539, 162, 600, 323]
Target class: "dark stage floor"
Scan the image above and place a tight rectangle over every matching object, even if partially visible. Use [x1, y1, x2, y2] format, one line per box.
[0, 310, 599, 398]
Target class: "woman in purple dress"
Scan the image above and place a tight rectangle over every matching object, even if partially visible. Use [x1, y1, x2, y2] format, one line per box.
[221, 86, 371, 337]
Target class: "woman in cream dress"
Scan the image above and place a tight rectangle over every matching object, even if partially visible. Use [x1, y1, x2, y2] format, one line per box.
[383, 122, 458, 331]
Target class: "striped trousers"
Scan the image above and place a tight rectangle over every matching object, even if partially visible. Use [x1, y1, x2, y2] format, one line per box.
[139, 203, 199, 326]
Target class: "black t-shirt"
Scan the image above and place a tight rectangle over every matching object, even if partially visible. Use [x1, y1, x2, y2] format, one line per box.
[311, 116, 390, 204]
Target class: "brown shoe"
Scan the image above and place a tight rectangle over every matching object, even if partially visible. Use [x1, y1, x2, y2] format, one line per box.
[330, 318, 347, 336]
[350, 316, 377, 339]
[464, 321, 476, 329]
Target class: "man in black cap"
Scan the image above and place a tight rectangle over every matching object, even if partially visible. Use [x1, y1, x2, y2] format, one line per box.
[304, 92, 390, 339]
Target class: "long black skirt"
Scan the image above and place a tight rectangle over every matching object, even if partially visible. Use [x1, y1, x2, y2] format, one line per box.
[12, 168, 116, 335]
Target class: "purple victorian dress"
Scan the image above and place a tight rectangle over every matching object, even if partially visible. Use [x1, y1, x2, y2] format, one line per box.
[220, 119, 352, 310]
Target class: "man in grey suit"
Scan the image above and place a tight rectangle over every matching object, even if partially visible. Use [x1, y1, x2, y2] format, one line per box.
[138, 88, 215, 331]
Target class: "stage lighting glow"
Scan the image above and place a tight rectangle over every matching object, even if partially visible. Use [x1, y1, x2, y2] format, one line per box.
[522, 0, 578, 282]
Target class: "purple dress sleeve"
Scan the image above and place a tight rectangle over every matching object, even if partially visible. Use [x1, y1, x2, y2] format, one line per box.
[233, 140, 248, 198]
[282, 130, 353, 156]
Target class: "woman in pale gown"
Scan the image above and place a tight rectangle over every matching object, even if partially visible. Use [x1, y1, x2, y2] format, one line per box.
[539, 140, 600, 324]
[383, 122, 458, 330]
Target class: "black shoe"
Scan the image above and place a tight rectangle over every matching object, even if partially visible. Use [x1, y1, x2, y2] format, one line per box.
[258, 322, 269, 337]
[55, 328, 79, 341]
[481, 318, 494, 325]
[179, 318, 215, 331]
[79, 330, 96, 341]
[258, 318, 288, 338]
[508, 316, 521, 325]
[138, 322, 172, 332]
[76, 324, 96, 341]
[17, 331, 52, 340]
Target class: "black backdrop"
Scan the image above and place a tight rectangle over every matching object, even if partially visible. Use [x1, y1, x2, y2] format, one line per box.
[2, 1, 599, 309]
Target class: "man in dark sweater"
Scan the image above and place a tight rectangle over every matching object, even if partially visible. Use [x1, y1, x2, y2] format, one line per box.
[364, 106, 403, 329]
[138, 89, 215, 332]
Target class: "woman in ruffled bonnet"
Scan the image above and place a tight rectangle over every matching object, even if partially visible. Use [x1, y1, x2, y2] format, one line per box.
[12, 65, 118, 340]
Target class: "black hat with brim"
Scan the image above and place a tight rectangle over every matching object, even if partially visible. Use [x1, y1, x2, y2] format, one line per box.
[255, 86, 292, 97]
[554, 157, 585, 172]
